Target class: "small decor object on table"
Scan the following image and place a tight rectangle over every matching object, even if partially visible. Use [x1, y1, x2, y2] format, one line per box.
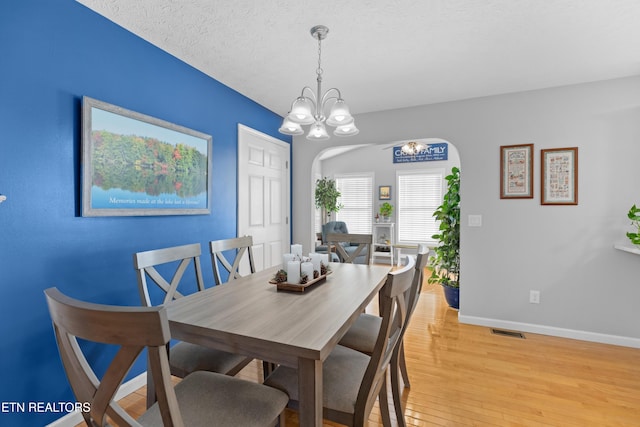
[271, 256, 332, 292]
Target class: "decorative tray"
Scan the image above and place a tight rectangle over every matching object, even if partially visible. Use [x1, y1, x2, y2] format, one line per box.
[269, 272, 331, 292]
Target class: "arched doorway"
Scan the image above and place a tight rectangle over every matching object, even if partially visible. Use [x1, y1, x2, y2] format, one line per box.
[310, 138, 461, 254]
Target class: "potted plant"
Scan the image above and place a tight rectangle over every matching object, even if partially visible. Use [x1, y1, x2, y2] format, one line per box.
[315, 177, 343, 224]
[627, 204, 640, 245]
[379, 202, 393, 222]
[428, 166, 460, 309]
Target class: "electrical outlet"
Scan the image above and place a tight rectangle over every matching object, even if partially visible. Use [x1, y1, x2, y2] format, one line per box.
[529, 290, 540, 304]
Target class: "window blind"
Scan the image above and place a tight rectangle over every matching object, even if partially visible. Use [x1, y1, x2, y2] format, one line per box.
[397, 170, 443, 245]
[335, 174, 373, 234]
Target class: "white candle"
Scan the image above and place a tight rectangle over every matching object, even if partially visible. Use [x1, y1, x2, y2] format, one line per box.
[291, 244, 303, 259]
[287, 260, 300, 284]
[319, 253, 329, 266]
[282, 253, 295, 267]
[309, 253, 322, 273]
[301, 262, 314, 281]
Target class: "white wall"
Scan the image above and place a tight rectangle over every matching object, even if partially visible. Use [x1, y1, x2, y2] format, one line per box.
[293, 75, 640, 346]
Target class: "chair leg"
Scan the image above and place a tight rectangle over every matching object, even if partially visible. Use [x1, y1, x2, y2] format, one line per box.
[277, 410, 286, 427]
[263, 360, 276, 381]
[146, 353, 157, 408]
[390, 347, 406, 427]
[399, 341, 410, 388]
[379, 373, 393, 427]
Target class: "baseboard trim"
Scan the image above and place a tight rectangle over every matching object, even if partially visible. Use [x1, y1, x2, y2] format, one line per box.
[46, 372, 147, 427]
[458, 314, 640, 349]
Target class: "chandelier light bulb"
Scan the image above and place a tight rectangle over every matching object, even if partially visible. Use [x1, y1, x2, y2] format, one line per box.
[307, 122, 330, 140]
[288, 97, 314, 125]
[326, 99, 354, 127]
[401, 141, 425, 155]
[334, 122, 359, 137]
[278, 116, 304, 135]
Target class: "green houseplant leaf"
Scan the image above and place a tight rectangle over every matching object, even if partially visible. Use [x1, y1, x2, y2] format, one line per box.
[626, 204, 640, 245]
[379, 202, 393, 217]
[315, 177, 343, 222]
[428, 167, 460, 289]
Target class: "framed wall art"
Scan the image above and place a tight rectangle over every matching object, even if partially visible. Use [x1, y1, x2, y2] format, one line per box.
[500, 144, 533, 199]
[541, 147, 578, 205]
[82, 96, 212, 217]
[379, 185, 391, 200]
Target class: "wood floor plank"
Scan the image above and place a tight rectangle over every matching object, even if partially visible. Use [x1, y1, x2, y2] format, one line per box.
[75, 268, 640, 426]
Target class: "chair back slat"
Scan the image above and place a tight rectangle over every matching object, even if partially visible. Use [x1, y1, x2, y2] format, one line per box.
[355, 255, 415, 423]
[44, 287, 182, 427]
[326, 233, 373, 264]
[407, 249, 429, 321]
[133, 243, 204, 307]
[209, 236, 256, 285]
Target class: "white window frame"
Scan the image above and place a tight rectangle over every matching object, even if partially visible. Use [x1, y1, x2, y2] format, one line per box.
[396, 168, 444, 246]
[335, 172, 374, 235]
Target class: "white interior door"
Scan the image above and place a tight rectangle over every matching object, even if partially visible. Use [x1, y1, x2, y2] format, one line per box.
[238, 124, 290, 273]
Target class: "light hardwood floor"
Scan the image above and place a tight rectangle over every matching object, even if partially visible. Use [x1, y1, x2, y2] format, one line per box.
[81, 272, 640, 426]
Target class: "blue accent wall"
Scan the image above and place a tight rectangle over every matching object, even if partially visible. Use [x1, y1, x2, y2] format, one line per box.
[0, 1, 290, 425]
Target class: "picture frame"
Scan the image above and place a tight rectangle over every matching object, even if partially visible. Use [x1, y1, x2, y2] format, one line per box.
[82, 96, 212, 217]
[500, 144, 533, 199]
[379, 185, 391, 200]
[541, 147, 578, 205]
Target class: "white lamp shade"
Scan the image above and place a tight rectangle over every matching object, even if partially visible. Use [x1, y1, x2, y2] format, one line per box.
[326, 99, 353, 127]
[334, 122, 359, 137]
[307, 122, 330, 140]
[278, 116, 303, 135]
[288, 97, 315, 125]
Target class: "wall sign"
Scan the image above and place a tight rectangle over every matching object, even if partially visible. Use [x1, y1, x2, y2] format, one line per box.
[393, 142, 448, 163]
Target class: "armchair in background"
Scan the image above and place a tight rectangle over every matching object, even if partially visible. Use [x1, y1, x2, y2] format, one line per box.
[316, 221, 369, 264]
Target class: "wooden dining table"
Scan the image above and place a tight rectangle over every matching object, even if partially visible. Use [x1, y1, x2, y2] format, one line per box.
[165, 262, 391, 427]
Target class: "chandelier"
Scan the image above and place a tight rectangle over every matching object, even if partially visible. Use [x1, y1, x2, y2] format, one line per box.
[279, 25, 359, 140]
[401, 141, 425, 155]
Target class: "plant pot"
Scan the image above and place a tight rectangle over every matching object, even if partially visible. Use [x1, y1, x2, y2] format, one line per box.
[442, 285, 459, 309]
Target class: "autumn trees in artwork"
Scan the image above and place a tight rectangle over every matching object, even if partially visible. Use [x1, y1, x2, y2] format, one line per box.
[91, 130, 207, 198]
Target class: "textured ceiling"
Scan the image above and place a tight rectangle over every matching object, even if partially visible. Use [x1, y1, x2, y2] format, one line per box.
[76, 0, 640, 117]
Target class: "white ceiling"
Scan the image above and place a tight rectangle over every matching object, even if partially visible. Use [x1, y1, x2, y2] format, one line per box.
[77, 0, 640, 117]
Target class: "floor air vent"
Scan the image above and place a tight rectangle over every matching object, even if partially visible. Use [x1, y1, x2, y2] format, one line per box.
[491, 328, 525, 339]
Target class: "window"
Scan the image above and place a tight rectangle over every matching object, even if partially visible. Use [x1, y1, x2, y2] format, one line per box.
[335, 173, 373, 234]
[397, 170, 443, 245]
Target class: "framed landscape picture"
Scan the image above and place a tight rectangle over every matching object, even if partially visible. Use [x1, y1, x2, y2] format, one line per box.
[541, 147, 578, 205]
[82, 96, 212, 216]
[500, 144, 533, 199]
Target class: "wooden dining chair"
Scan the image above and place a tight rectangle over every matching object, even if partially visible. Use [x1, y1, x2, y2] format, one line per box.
[209, 236, 256, 285]
[338, 247, 429, 426]
[133, 243, 252, 405]
[209, 236, 276, 377]
[326, 233, 373, 264]
[44, 287, 288, 427]
[264, 255, 416, 427]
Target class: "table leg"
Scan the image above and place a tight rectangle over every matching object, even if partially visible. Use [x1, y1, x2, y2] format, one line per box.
[298, 357, 322, 427]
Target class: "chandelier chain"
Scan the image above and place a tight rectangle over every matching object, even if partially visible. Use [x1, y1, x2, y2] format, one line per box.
[316, 36, 323, 78]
